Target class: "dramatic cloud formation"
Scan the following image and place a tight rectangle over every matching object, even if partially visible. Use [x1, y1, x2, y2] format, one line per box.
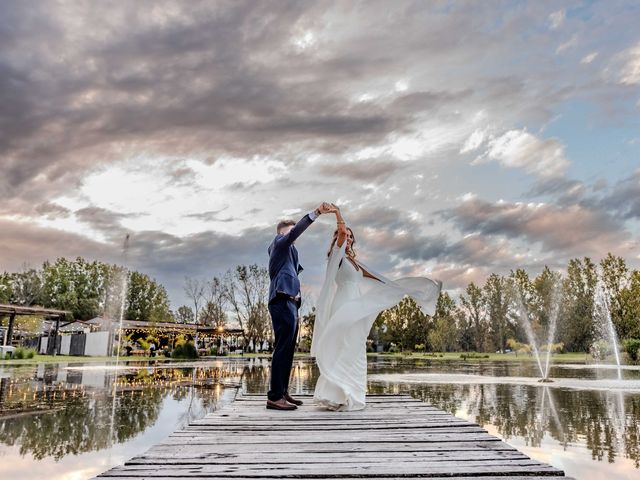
[0, 1, 638, 308]
[467, 129, 569, 178]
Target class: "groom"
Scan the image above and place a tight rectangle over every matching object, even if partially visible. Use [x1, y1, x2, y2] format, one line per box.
[266, 202, 334, 410]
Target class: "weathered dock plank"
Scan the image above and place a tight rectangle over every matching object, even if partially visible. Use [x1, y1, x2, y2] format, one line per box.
[94, 393, 574, 479]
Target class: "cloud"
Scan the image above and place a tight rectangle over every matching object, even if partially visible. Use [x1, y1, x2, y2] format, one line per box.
[317, 158, 402, 180]
[468, 129, 570, 178]
[548, 10, 565, 30]
[556, 35, 578, 54]
[525, 177, 586, 204]
[1, 1, 639, 306]
[599, 169, 640, 220]
[440, 196, 635, 259]
[581, 52, 599, 64]
[619, 41, 640, 85]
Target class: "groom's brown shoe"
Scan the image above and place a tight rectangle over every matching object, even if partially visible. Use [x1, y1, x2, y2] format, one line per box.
[266, 398, 297, 410]
[284, 393, 303, 406]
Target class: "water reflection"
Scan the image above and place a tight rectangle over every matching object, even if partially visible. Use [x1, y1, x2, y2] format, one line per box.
[0, 357, 638, 480]
[366, 358, 640, 474]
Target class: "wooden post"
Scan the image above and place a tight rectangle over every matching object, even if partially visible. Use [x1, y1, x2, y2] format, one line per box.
[5, 312, 16, 346]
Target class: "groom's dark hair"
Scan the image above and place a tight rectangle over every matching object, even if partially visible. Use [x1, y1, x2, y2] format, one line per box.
[276, 219, 296, 234]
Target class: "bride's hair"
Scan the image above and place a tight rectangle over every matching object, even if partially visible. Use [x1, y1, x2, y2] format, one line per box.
[327, 227, 356, 258]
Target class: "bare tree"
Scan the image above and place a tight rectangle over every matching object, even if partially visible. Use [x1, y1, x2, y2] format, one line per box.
[224, 264, 270, 351]
[200, 276, 227, 329]
[184, 277, 205, 324]
[175, 305, 195, 324]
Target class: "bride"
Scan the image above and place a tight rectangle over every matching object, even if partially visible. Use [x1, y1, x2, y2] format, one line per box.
[311, 205, 441, 411]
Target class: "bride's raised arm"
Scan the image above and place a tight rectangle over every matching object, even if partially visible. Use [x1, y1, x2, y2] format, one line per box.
[331, 204, 349, 247]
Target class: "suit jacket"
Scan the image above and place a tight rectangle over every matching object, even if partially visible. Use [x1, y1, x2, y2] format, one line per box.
[268, 213, 315, 304]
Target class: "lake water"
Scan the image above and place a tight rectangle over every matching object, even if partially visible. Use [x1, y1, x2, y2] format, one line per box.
[1, 356, 639, 479]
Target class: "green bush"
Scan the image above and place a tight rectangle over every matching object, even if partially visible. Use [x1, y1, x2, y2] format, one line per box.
[590, 339, 615, 361]
[10, 347, 36, 360]
[623, 338, 640, 363]
[388, 343, 400, 353]
[460, 352, 490, 360]
[414, 344, 425, 352]
[172, 341, 198, 359]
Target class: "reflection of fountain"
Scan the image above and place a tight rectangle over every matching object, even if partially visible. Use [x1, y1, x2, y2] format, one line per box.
[594, 281, 622, 380]
[611, 390, 626, 443]
[513, 285, 561, 382]
[108, 234, 130, 450]
[538, 385, 565, 445]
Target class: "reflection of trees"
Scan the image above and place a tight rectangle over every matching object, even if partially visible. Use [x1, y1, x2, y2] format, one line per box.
[0, 358, 276, 462]
[400, 382, 640, 468]
[0, 388, 163, 460]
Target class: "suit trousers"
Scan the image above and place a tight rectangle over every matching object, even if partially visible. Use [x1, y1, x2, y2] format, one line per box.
[267, 296, 299, 401]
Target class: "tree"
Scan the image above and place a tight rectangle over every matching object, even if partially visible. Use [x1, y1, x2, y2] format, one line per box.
[41, 257, 105, 320]
[225, 265, 270, 350]
[456, 312, 476, 352]
[600, 253, 637, 340]
[509, 268, 534, 344]
[619, 270, 640, 340]
[484, 273, 512, 353]
[0, 273, 11, 303]
[558, 257, 597, 352]
[374, 297, 431, 351]
[428, 292, 459, 352]
[460, 282, 486, 351]
[183, 277, 205, 324]
[8, 264, 43, 306]
[299, 307, 316, 352]
[199, 276, 227, 328]
[531, 266, 562, 349]
[175, 305, 194, 324]
[126, 271, 172, 322]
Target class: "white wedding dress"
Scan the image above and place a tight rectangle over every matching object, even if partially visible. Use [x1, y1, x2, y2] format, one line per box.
[311, 242, 441, 411]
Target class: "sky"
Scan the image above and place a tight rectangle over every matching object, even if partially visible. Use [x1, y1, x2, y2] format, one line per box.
[0, 0, 639, 310]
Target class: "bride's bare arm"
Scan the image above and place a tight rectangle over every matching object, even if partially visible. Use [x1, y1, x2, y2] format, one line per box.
[333, 207, 348, 247]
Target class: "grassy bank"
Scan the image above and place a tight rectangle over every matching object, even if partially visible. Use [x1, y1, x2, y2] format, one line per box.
[1, 351, 596, 365]
[0, 354, 175, 366]
[365, 351, 591, 363]
[232, 351, 593, 363]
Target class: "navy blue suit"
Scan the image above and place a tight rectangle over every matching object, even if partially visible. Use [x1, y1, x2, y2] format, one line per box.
[267, 212, 316, 401]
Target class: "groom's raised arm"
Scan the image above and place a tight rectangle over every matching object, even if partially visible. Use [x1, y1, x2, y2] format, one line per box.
[275, 205, 324, 247]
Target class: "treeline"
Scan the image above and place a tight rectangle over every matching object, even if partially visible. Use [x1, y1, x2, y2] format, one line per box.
[3, 252, 639, 357]
[368, 253, 640, 354]
[0, 257, 172, 322]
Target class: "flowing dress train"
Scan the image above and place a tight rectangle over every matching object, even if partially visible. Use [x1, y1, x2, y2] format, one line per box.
[311, 242, 441, 411]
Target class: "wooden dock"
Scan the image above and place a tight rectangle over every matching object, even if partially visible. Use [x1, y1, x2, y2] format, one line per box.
[94, 393, 573, 479]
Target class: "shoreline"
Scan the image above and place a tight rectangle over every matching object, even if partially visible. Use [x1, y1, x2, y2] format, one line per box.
[0, 350, 612, 366]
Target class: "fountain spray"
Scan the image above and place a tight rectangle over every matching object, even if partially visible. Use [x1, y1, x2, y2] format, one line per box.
[594, 280, 622, 380]
[108, 234, 130, 449]
[514, 294, 546, 380]
[542, 284, 561, 381]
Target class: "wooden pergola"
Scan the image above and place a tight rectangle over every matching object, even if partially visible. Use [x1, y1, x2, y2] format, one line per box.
[0, 304, 71, 354]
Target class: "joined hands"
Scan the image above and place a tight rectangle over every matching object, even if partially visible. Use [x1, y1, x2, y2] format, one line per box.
[316, 202, 340, 215]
